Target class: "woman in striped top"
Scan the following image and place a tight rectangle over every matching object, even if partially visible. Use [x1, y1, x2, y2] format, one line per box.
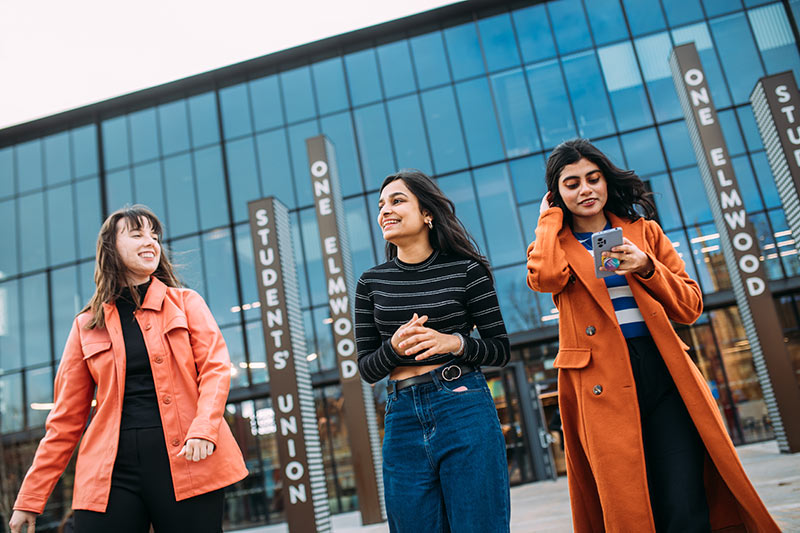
[527, 139, 776, 532]
[355, 170, 511, 533]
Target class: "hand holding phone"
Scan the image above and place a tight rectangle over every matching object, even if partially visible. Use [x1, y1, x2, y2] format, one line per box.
[591, 227, 623, 278]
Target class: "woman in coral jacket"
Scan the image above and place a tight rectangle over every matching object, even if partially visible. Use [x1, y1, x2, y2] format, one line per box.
[526, 139, 777, 532]
[10, 205, 247, 533]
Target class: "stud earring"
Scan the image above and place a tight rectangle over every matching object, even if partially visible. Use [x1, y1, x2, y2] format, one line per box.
[426, 219, 433, 230]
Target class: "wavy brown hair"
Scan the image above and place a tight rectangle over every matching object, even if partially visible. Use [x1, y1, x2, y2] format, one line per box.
[81, 205, 182, 329]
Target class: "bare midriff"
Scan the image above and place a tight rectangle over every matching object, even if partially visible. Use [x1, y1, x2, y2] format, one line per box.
[389, 363, 442, 381]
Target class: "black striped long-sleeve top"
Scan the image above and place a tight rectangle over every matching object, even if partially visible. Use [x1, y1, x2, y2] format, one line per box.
[355, 250, 510, 384]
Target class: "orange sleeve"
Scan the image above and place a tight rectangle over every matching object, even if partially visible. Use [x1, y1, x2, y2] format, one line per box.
[526, 207, 571, 294]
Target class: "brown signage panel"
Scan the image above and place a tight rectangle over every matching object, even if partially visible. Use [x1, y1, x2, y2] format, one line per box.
[306, 135, 386, 524]
[248, 197, 331, 532]
[671, 44, 800, 452]
[751, 72, 800, 255]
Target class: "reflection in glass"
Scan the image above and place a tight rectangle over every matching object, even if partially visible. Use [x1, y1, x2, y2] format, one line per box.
[0, 372, 23, 432]
[202, 228, 240, 327]
[226, 137, 261, 223]
[74, 177, 103, 260]
[221, 323, 249, 389]
[647, 173, 682, 231]
[386, 95, 433, 175]
[22, 273, 51, 367]
[51, 266, 81, 352]
[0, 279, 22, 371]
[512, 4, 556, 64]
[443, 22, 484, 81]
[672, 166, 712, 226]
[686, 223, 730, 292]
[598, 41, 652, 131]
[420, 87, 468, 175]
[158, 99, 191, 156]
[133, 161, 167, 224]
[661, 0, 704, 27]
[672, 23, 732, 108]
[170, 235, 205, 294]
[72, 124, 99, 178]
[129, 108, 160, 164]
[220, 84, 254, 140]
[621, 0, 666, 35]
[26, 366, 53, 428]
[194, 146, 230, 230]
[255, 130, 296, 209]
[473, 164, 524, 267]
[18, 140, 45, 194]
[547, 0, 593, 55]
[352, 104, 395, 191]
[477, 13, 521, 72]
[244, 321, 269, 384]
[281, 66, 316, 124]
[46, 184, 78, 266]
[490, 69, 540, 157]
[562, 51, 615, 138]
[659, 120, 696, 169]
[288, 120, 321, 207]
[101, 116, 130, 171]
[509, 153, 546, 205]
[376, 40, 416, 99]
[250, 75, 284, 132]
[767, 209, 800, 277]
[620, 129, 666, 177]
[163, 154, 199, 237]
[634, 32, 682, 122]
[345, 49, 383, 107]
[437, 172, 488, 256]
[455, 78, 504, 166]
[189, 92, 221, 148]
[584, 0, 628, 45]
[319, 112, 365, 196]
[19, 192, 47, 273]
[312, 57, 349, 115]
[44, 131, 71, 186]
[526, 60, 576, 148]
[748, 4, 800, 81]
[409, 31, 451, 90]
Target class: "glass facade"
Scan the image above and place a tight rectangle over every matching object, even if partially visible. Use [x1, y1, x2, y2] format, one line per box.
[2, 0, 800, 530]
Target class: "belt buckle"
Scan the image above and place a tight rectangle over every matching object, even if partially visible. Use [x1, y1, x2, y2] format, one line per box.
[441, 364, 462, 382]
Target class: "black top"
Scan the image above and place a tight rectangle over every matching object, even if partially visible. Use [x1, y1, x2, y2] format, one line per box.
[355, 250, 510, 384]
[116, 281, 162, 429]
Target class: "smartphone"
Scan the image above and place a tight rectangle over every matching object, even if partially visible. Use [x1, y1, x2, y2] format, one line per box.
[591, 227, 623, 278]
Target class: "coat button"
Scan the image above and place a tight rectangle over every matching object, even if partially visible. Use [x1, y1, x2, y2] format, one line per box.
[145, 323, 152, 330]
[171, 438, 181, 447]
[586, 326, 596, 336]
[162, 395, 172, 404]
[154, 356, 164, 364]
[593, 384, 603, 395]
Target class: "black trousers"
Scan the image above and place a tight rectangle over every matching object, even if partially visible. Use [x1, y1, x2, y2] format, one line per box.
[74, 427, 224, 533]
[627, 336, 711, 533]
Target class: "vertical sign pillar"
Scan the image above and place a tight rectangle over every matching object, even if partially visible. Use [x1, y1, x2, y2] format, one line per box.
[248, 198, 332, 532]
[751, 72, 800, 255]
[671, 43, 800, 452]
[306, 135, 386, 524]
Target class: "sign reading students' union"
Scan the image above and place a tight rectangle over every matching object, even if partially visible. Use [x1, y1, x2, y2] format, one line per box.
[307, 135, 386, 524]
[671, 43, 800, 453]
[248, 197, 332, 532]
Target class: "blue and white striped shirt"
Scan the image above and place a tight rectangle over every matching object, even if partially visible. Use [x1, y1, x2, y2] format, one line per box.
[573, 227, 650, 338]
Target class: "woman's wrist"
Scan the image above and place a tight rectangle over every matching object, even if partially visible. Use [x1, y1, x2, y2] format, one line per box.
[636, 258, 656, 279]
[452, 333, 465, 356]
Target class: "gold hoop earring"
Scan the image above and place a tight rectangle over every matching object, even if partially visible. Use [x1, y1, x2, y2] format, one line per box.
[426, 219, 433, 230]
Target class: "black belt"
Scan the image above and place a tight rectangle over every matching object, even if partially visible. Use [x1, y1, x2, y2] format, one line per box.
[388, 363, 477, 395]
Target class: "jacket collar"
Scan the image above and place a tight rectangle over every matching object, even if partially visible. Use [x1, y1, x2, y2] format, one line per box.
[101, 276, 167, 315]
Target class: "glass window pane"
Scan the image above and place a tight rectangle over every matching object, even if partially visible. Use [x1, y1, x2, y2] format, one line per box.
[299, 207, 327, 307]
[0, 146, 13, 198]
[312, 306, 336, 372]
[512, 4, 557, 63]
[343, 196, 377, 284]
[598, 42, 653, 131]
[27, 365, 53, 428]
[665, 229, 700, 290]
[221, 324, 249, 388]
[473, 164, 525, 267]
[44, 131, 71, 186]
[594, 135, 626, 167]
[768, 208, 800, 277]
[254, 130, 296, 208]
[547, 0, 593, 55]
[748, 4, 800, 80]
[518, 202, 539, 245]
[170, 234, 205, 292]
[478, 13, 521, 72]
[622, 0, 667, 35]
[17, 140, 44, 193]
[194, 145, 230, 230]
[455, 78, 504, 166]
[634, 32, 683, 122]
[163, 154, 199, 237]
[353, 104, 396, 191]
[386, 95, 433, 176]
[702, 0, 742, 17]
[51, 265, 81, 352]
[74, 177, 102, 260]
[709, 13, 764, 104]
[750, 211, 783, 280]
[105, 168, 134, 213]
[234, 223, 261, 322]
[719, 109, 745, 157]
[410, 31, 451, 89]
[244, 321, 268, 384]
[22, 273, 51, 367]
[526, 60, 576, 148]
[291, 212, 311, 309]
[562, 51, 615, 138]
[345, 49, 383, 107]
[78, 259, 95, 305]
[19, 193, 47, 272]
[320, 112, 365, 196]
[0, 280, 22, 370]
[225, 137, 261, 223]
[0, 199, 18, 277]
[376, 40, 416, 99]
[281, 66, 316, 124]
[220, 83, 253, 140]
[133, 161, 167, 225]
[736, 105, 763, 152]
[661, 0, 704, 26]
[672, 23, 732, 108]
[0, 372, 23, 432]
[687, 223, 729, 292]
[437, 172, 488, 255]
[101, 116, 130, 171]
[312, 57, 349, 114]
[584, 0, 629, 45]
[443, 22, 485, 81]
[47, 184, 77, 266]
[420, 87, 469, 175]
[620, 128, 666, 176]
[129, 108, 160, 163]
[751, 150, 781, 209]
[250, 74, 285, 132]
[673, 166, 713, 225]
[288, 120, 321, 207]
[509, 153, 547, 205]
[158, 100, 190, 156]
[659, 120, 696, 169]
[188, 92, 220, 148]
[72, 124, 99, 178]
[647, 173, 682, 230]
[490, 69, 541, 157]
[202, 228, 239, 327]
[494, 262, 553, 333]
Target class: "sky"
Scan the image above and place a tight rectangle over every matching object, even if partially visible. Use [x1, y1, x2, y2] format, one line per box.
[0, 0, 461, 130]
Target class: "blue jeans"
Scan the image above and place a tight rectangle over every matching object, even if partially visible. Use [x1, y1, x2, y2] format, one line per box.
[383, 368, 510, 533]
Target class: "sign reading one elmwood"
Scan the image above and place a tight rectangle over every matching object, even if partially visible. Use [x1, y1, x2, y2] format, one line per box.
[751, 72, 800, 256]
[670, 43, 800, 453]
[306, 135, 386, 524]
[248, 197, 332, 532]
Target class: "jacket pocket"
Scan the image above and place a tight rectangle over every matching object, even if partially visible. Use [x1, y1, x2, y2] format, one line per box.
[82, 341, 112, 360]
[553, 348, 591, 369]
[164, 317, 196, 377]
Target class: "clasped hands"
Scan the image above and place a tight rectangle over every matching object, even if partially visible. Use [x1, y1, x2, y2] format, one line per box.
[391, 313, 461, 361]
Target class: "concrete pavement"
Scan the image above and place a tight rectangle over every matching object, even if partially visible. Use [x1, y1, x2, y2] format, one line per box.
[238, 440, 799, 532]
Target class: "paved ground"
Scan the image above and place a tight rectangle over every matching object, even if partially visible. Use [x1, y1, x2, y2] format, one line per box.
[239, 440, 799, 532]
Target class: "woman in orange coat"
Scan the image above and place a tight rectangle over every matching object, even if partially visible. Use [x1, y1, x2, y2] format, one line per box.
[10, 205, 247, 533]
[526, 139, 777, 532]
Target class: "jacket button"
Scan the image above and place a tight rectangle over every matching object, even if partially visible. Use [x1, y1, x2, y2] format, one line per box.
[593, 384, 603, 395]
[586, 326, 596, 336]
[163, 395, 172, 404]
[171, 438, 181, 447]
[145, 323, 152, 330]
[154, 356, 164, 364]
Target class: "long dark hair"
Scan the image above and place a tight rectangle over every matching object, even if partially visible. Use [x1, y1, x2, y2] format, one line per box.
[81, 205, 182, 329]
[380, 170, 492, 278]
[545, 138, 656, 225]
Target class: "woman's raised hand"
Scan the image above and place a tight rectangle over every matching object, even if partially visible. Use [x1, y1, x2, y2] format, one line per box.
[605, 238, 654, 276]
[394, 314, 462, 361]
[9, 510, 36, 533]
[540, 191, 554, 214]
[177, 438, 215, 462]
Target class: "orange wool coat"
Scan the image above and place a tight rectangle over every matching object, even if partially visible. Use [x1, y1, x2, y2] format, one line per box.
[14, 277, 248, 514]
[526, 208, 778, 532]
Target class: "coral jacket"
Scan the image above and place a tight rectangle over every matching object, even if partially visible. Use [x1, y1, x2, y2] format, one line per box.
[14, 277, 248, 514]
[527, 208, 778, 532]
